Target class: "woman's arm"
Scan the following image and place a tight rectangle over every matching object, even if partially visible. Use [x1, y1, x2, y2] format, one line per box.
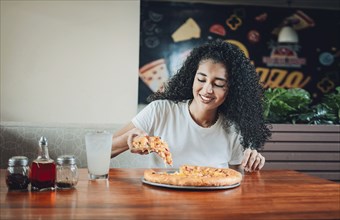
[110, 122, 147, 158]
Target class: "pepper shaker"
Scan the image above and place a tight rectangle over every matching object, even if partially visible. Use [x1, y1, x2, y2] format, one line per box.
[56, 155, 79, 189]
[6, 156, 30, 191]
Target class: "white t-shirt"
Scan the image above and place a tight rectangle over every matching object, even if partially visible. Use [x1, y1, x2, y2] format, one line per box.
[132, 100, 244, 168]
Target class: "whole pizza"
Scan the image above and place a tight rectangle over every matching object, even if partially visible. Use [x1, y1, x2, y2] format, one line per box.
[144, 165, 242, 187]
[132, 136, 242, 187]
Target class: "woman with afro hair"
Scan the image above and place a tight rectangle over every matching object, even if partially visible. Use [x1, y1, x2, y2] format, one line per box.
[111, 40, 271, 172]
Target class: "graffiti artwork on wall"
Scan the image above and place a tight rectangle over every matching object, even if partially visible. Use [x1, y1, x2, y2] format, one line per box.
[138, 1, 339, 104]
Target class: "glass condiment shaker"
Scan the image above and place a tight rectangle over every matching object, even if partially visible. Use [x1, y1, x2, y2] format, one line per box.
[30, 136, 56, 191]
[6, 156, 30, 191]
[56, 155, 79, 189]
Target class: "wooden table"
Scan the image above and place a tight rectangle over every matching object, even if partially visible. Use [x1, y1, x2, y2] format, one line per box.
[1, 169, 339, 219]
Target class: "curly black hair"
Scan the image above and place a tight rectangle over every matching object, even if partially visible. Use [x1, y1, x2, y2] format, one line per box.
[148, 40, 271, 150]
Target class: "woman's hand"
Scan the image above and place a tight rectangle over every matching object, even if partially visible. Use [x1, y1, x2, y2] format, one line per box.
[126, 128, 149, 155]
[241, 148, 265, 172]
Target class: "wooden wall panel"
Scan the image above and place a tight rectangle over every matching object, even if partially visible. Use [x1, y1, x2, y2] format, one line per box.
[263, 142, 339, 151]
[262, 152, 340, 161]
[262, 124, 340, 182]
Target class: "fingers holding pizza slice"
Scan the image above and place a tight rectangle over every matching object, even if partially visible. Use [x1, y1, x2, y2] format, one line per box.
[132, 136, 173, 166]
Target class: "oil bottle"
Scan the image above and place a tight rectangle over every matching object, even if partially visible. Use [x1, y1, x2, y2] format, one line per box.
[30, 136, 56, 191]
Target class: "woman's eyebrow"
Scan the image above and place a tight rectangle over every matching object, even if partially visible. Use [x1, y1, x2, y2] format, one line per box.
[196, 72, 206, 77]
[196, 72, 227, 81]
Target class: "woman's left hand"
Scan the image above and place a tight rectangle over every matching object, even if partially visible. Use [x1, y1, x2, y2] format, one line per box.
[241, 148, 265, 172]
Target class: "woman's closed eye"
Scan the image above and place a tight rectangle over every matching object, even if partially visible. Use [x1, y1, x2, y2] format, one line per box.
[214, 83, 225, 88]
[197, 78, 226, 88]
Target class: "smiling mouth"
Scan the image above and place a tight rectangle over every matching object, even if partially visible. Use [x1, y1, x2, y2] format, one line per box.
[199, 94, 214, 103]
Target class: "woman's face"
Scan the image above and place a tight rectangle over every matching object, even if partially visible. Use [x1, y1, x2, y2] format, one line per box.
[192, 59, 229, 111]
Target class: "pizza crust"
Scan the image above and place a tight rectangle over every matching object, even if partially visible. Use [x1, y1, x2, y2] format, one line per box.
[144, 165, 242, 187]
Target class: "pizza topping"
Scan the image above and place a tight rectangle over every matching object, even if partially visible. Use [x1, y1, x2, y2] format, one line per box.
[209, 24, 226, 36]
[156, 166, 228, 177]
[132, 136, 173, 166]
[180, 165, 229, 177]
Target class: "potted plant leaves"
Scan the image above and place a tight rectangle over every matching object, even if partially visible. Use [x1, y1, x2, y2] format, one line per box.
[263, 87, 311, 124]
[263, 87, 340, 124]
[293, 87, 340, 124]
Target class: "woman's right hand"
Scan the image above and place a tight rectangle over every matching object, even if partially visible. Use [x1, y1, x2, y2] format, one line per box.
[111, 122, 148, 158]
[126, 128, 149, 155]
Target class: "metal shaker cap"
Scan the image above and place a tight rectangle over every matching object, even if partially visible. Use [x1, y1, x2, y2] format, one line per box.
[57, 155, 77, 165]
[8, 156, 29, 166]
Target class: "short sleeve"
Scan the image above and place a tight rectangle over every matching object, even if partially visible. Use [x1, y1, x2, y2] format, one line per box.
[228, 132, 244, 165]
[132, 101, 158, 135]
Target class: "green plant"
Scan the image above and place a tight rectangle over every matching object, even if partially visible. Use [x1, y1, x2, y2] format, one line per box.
[322, 86, 340, 123]
[291, 104, 337, 124]
[263, 88, 311, 123]
[263, 87, 340, 124]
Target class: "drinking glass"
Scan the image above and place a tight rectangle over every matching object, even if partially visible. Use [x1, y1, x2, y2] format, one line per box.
[85, 131, 112, 180]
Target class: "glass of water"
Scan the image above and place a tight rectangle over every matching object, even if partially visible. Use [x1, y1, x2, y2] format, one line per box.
[85, 131, 112, 180]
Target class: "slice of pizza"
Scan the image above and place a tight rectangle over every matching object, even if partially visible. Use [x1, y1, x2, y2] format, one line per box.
[132, 136, 173, 166]
[139, 59, 169, 93]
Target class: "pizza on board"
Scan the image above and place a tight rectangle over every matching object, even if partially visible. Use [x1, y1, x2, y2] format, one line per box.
[132, 136, 173, 166]
[144, 165, 242, 187]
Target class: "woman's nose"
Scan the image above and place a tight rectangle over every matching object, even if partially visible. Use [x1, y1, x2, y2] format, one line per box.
[203, 83, 213, 93]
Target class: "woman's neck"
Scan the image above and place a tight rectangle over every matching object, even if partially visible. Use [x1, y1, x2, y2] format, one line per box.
[188, 100, 218, 128]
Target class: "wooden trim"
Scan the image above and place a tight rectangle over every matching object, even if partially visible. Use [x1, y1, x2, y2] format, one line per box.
[269, 132, 339, 142]
[262, 152, 340, 161]
[269, 124, 340, 132]
[263, 142, 340, 151]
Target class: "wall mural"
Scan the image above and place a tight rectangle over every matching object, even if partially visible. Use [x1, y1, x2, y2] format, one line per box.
[138, 1, 339, 105]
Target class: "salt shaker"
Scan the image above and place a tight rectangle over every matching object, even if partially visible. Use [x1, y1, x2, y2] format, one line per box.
[56, 155, 79, 189]
[6, 156, 30, 191]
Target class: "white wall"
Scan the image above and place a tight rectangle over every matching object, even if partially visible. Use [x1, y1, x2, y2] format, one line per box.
[0, 0, 140, 125]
